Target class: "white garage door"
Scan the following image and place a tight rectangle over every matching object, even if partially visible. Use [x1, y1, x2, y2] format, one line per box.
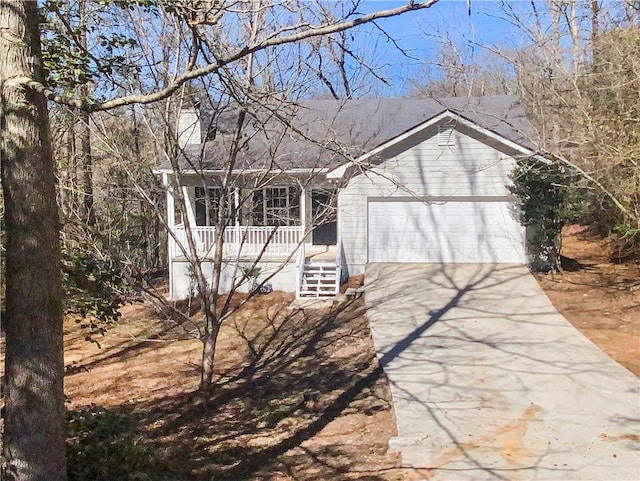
[368, 199, 526, 263]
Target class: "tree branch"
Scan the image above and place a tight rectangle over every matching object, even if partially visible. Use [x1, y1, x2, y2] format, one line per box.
[36, 0, 438, 111]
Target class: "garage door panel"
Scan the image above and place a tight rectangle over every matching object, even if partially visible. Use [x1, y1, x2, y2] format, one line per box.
[368, 200, 525, 264]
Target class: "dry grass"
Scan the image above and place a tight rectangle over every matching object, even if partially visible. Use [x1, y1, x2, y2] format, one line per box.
[64, 292, 403, 480]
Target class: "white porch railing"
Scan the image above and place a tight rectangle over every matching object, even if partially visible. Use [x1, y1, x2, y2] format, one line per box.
[169, 224, 304, 259]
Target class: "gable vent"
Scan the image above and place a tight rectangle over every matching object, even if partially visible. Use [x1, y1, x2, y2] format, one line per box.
[438, 125, 455, 146]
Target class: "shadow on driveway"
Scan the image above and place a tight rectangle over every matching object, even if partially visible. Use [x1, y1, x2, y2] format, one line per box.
[365, 263, 640, 481]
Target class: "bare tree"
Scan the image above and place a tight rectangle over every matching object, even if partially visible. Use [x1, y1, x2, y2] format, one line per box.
[89, 77, 349, 390]
[410, 28, 516, 98]
[499, 1, 640, 247]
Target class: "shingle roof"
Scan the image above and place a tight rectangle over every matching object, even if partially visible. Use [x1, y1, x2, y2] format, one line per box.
[157, 95, 539, 173]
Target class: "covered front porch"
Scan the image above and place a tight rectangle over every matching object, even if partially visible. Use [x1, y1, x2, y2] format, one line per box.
[162, 172, 342, 299]
[164, 172, 337, 261]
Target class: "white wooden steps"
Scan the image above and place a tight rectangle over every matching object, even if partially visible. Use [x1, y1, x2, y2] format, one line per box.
[298, 259, 338, 298]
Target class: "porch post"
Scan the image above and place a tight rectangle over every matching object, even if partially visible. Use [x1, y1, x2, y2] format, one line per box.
[300, 186, 306, 241]
[163, 173, 175, 299]
[234, 187, 240, 227]
[164, 173, 175, 231]
[234, 187, 240, 253]
[181, 186, 198, 228]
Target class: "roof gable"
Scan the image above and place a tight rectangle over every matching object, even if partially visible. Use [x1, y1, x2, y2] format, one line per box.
[326, 108, 540, 179]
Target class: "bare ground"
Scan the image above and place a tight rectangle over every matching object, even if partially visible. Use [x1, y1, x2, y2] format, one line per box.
[64, 291, 405, 480]
[535, 225, 640, 376]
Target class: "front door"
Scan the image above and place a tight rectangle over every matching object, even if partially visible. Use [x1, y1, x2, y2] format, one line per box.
[311, 190, 337, 245]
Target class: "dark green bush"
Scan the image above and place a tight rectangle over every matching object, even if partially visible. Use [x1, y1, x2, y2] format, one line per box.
[510, 158, 583, 271]
[62, 250, 133, 344]
[67, 407, 168, 481]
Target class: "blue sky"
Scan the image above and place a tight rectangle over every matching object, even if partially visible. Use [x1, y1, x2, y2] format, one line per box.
[356, 0, 530, 94]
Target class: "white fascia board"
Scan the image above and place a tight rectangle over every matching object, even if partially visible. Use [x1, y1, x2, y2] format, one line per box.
[177, 167, 328, 175]
[153, 167, 329, 177]
[327, 110, 544, 179]
[446, 113, 541, 158]
[326, 163, 349, 179]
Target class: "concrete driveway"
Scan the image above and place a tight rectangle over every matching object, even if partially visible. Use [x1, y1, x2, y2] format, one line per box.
[365, 264, 640, 480]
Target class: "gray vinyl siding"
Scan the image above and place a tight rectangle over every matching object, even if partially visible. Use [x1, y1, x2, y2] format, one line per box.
[338, 127, 521, 274]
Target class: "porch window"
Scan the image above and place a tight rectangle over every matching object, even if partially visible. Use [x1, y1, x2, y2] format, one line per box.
[252, 186, 300, 226]
[195, 187, 236, 226]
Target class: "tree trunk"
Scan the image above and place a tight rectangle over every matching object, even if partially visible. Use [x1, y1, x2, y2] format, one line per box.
[200, 325, 219, 388]
[79, 107, 94, 225]
[78, 0, 94, 226]
[0, 2, 67, 481]
[63, 111, 76, 215]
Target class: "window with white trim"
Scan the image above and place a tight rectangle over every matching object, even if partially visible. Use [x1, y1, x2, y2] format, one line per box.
[252, 186, 300, 226]
[195, 187, 235, 226]
[438, 125, 455, 146]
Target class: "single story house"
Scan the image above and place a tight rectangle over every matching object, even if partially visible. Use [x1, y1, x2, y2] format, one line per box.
[154, 95, 541, 299]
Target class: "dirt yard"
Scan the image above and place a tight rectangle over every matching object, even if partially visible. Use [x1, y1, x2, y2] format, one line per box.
[64, 292, 405, 480]
[536, 225, 640, 376]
